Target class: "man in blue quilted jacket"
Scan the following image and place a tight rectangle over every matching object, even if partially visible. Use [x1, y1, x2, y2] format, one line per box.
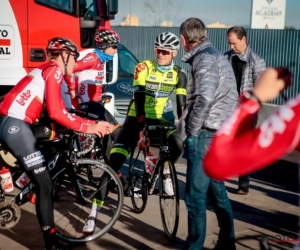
[225, 26, 266, 195]
[177, 17, 238, 250]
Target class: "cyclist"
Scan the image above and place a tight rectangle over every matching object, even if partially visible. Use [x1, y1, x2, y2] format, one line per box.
[0, 37, 113, 250]
[63, 28, 121, 161]
[203, 67, 296, 249]
[82, 32, 187, 234]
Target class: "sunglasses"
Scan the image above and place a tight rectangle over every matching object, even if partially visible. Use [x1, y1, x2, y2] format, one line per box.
[110, 45, 118, 49]
[67, 51, 79, 62]
[155, 49, 173, 56]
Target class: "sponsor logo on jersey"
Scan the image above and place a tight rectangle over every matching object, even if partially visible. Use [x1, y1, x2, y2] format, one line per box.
[54, 68, 62, 83]
[62, 109, 76, 121]
[145, 82, 159, 90]
[79, 83, 85, 95]
[34, 166, 46, 174]
[167, 72, 173, 78]
[8, 126, 20, 134]
[83, 55, 95, 62]
[16, 90, 31, 106]
[23, 151, 45, 168]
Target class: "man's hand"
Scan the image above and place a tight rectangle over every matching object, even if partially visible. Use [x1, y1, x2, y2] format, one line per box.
[69, 90, 77, 99]
[253, 67, 292, 103]
[138, 130, 150, 149]
[86, 122, 114, 137]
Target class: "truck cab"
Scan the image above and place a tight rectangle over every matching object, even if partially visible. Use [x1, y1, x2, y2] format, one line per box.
[0, 0, 119, 95]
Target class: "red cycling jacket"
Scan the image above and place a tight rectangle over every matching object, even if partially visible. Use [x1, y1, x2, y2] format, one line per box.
[64, 52, 105, 108]
[203, 93, 300, 180]
[0, 61, 95, 132]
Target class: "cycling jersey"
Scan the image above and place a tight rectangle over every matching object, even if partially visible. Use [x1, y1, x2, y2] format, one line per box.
[0, 61, 95, 132]
[65, 52, 105, 108]
[127, 60, 187, 123]
[203, 93, 300, 180]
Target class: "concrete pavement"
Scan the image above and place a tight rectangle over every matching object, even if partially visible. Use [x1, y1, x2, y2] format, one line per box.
[0, 151, 299, 250]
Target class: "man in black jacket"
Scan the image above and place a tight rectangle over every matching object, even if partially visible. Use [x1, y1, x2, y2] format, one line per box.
[225, 26, 266, 195]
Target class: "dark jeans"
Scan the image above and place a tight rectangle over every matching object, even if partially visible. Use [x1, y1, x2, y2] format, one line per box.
[184, 129, 235, 250]
[238, 174, 250, 185]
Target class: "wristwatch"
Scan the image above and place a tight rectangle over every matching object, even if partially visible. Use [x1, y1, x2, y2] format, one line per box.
[244, 91, 262, 106]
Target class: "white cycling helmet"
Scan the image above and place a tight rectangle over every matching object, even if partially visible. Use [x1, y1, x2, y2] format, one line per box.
[154, 32, 180, 50]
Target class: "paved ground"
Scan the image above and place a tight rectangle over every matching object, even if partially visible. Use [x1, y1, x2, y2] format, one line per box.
[0, 74, 297, 250]
[0, 149, 299, 250]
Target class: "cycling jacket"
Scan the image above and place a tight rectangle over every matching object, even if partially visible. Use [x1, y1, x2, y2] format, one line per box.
[203, 92, 300, 180]
[127, 60, 187, 130]
[65, 52, 105, 108]
[0, 61, 95, 132]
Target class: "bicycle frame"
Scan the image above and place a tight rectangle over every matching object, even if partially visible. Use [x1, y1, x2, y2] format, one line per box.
[0, 134, 84, 207]
[145, 125, 174, 194]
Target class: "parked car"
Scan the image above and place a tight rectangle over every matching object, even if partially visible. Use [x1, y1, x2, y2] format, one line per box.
[105, 43, 139, 125]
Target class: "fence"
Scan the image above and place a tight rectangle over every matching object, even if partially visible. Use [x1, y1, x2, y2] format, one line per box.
[113, 26, 300, 105]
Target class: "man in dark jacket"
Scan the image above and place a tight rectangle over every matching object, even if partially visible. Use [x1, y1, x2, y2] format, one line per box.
[225, 26, 266, 195]
[177, 17, 238, 250]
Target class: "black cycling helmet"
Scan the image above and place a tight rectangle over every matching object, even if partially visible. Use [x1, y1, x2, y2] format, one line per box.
[46, 37, 79, 60]
[94, 29, 120, 51]
[154, 32, 180, 50]
[47, 37, 80, 75]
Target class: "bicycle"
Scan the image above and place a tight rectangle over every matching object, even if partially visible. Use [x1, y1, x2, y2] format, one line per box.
[126, 124, 180, 239]
[0, 128, 124, 244]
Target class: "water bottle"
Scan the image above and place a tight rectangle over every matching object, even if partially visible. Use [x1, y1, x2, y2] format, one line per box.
[163, 165, 174, 196]
[0, 167, 14, 193]
[145, 151, 157, 175]
[15, 172, 31, 189]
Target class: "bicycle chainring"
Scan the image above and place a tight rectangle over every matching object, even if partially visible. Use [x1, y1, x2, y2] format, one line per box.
[0, 201, 21, 229]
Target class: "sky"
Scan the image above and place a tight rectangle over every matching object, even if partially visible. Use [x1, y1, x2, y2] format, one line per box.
[111, 0, 300, 29]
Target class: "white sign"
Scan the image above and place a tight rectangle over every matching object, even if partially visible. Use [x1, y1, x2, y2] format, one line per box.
[251, 0, 286, 29]
[0, 25, 14, 59]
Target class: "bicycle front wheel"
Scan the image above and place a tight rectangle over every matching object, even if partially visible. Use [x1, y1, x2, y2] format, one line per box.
[159, 160, 179, 239]
[128, 148, 148, 214]
[53, 158, 124, 244]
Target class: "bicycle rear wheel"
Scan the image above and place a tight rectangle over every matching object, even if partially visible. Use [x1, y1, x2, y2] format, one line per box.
[128, 148, 148, 214]
[53, 158, 123, 244]
[159, 160, 179, 239]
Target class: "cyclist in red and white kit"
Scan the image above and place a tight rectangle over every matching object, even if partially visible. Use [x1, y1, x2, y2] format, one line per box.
[0, 37, 113, 250]
[63, 29, 121, 161]
[202, 67, 300, 249]
[65, 28, 120, 108]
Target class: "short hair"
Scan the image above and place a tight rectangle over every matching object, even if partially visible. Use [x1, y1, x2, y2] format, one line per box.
[227, 26, 247, 40]
[179, 18, 207, 44]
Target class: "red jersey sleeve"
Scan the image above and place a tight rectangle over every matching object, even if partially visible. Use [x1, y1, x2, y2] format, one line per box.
[203, 93, 300, 180]
[64, 75, 75, 91]
[43, 65, 95, 133]
[73, 53, 98, 73]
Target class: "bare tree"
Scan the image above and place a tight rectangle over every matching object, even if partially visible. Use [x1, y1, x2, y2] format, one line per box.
[143, 0, 179, 26]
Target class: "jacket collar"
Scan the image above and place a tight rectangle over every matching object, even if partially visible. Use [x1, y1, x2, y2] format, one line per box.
[181, 39, 212, 65]
[231, 46, 251, 62]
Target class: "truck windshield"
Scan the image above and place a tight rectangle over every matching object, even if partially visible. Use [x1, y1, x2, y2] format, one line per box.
[79, 0, 98, 17]
[35, 0, 99, 17]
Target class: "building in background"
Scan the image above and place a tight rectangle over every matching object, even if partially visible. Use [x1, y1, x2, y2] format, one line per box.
[121, 14, 139, 26]
[160, 21, 173, 27]
[207, 22, 232, 28]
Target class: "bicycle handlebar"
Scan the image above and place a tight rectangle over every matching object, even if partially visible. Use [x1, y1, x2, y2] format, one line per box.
[57, 130, 97, 157]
